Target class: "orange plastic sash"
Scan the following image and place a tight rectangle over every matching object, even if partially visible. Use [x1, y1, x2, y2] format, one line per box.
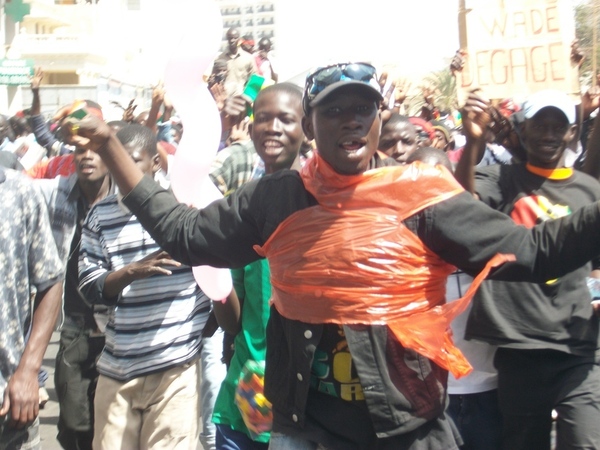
[254, 154, 514, 377]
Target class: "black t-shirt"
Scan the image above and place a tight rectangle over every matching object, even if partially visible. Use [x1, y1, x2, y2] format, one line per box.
[310, 325, 365, 402]
[467, 163, 600, 355]
[64, 195, 95, 327]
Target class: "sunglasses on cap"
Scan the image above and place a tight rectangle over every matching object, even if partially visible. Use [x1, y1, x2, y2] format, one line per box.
[303, 62, 379, 110]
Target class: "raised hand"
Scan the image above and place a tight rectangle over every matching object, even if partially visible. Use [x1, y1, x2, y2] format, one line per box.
[30, 67, 43, 91]
[152, 83, 166, 107]
[582, 73, 600, 119]
[393, 78, 411, 107]
[209, 82, 227, 112]
[123, 99, 137, 123]
[571, 39, 585, 68]
[450, 49, 468, 76]
[69, 114, 113, 153]
[221, 95, 250, 132]
[227, 119, 250, 145]
[460, 89, 493, 141]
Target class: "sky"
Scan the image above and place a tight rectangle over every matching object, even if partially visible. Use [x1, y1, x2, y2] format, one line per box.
[130, 0, 584, 88]
[274, 1, 461, 82]
[131, 0, 461, 86]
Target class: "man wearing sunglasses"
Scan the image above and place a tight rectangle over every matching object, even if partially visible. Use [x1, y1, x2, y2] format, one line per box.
[71, 62, 600, 449]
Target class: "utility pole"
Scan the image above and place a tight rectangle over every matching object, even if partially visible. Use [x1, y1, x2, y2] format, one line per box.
[593, 0, 597, 77]
[458, 0, 468, 49]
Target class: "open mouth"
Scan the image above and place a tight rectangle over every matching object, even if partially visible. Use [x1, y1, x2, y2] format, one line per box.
[262, 139, 284, 155]
[79, 164, 96, 174]
[340, 138, 366, 151]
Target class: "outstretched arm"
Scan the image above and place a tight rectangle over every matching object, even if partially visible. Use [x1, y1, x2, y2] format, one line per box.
[30, 67, 43, 116]
[72, 115, 264, 269]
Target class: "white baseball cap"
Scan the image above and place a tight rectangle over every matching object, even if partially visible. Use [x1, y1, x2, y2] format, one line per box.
[522, 90, 576, 124]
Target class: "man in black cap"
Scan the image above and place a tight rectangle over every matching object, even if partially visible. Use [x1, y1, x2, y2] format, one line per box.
[72, 63, 600, 449]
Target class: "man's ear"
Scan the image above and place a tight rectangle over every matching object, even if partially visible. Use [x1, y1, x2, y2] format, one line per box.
[248, 122, 253, 139]
[567, 123, 579, 144]
[302, 116, 314, 141]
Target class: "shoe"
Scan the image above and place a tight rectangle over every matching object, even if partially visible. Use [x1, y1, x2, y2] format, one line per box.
[39, 387, 49, 408]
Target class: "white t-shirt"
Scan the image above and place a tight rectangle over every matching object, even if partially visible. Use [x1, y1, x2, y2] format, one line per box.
[447, 271, 498, 395]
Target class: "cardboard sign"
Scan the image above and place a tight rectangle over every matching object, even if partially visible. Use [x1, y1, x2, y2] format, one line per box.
[458, 0, 579, 103]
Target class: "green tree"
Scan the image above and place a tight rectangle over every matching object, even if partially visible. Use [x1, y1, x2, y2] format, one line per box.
[423, 69, 458, 113]
[575, 0, 600, 84]
[405, 66, 458, 116]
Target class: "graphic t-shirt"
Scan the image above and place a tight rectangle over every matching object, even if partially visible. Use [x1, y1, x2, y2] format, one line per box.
[467, 163, 600, 355]
[310, 325, 365, 402]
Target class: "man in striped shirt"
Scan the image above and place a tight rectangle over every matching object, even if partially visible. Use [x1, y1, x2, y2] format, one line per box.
[78, 124, 211, 449]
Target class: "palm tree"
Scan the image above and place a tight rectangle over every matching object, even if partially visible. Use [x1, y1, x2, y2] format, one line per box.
[575, 0, 600, 86]
[404, 68, 458, 116]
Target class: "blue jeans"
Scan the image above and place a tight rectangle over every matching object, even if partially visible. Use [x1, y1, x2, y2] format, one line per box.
[448, 390, 502, 450]
[200, 328, 228, 450]
[268, 432, 320, 450]
[216, 424, 269, 450]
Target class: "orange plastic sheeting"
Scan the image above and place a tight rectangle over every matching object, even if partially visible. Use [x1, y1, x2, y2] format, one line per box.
[254, 154, 515, 377]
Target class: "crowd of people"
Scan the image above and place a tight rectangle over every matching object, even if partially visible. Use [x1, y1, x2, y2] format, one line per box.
[2, 25, 600, 450]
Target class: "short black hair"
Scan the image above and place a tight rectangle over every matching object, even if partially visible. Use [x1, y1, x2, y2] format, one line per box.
[116, 124, 157, 157]
[253, 83, 303, 116]
[406, 146, 453, 172]
[383, 113, 412, 129]
[258, 37, 272, 50]
[82, 99, 102, 110]
[9, 115, 30, 136]
[107, 120, 128, 133]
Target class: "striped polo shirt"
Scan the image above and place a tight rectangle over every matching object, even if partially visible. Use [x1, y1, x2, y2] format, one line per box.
[78, 194, 211, 381]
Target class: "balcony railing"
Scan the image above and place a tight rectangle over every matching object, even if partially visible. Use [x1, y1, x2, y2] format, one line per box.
[11, 34, 100, 55]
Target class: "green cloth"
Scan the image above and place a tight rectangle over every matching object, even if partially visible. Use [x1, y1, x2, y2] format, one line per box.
[212, 259, 272, 443]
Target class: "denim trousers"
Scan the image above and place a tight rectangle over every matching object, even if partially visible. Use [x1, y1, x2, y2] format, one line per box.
[447, 389, 502, 450]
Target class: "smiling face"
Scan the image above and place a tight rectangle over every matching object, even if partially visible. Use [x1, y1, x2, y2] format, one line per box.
[523, 107, 577, 169]
[251, 89, 304, 174]
[302, 85, 381, 175]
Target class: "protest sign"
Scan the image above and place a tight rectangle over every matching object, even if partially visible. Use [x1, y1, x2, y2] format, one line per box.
[458, 0, 579, 103]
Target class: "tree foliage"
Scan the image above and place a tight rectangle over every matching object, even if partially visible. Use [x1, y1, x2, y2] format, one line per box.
[575, 0, 600, 84]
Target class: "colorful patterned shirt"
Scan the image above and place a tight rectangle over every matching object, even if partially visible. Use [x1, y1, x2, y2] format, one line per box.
[0, 168, 63, 404]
